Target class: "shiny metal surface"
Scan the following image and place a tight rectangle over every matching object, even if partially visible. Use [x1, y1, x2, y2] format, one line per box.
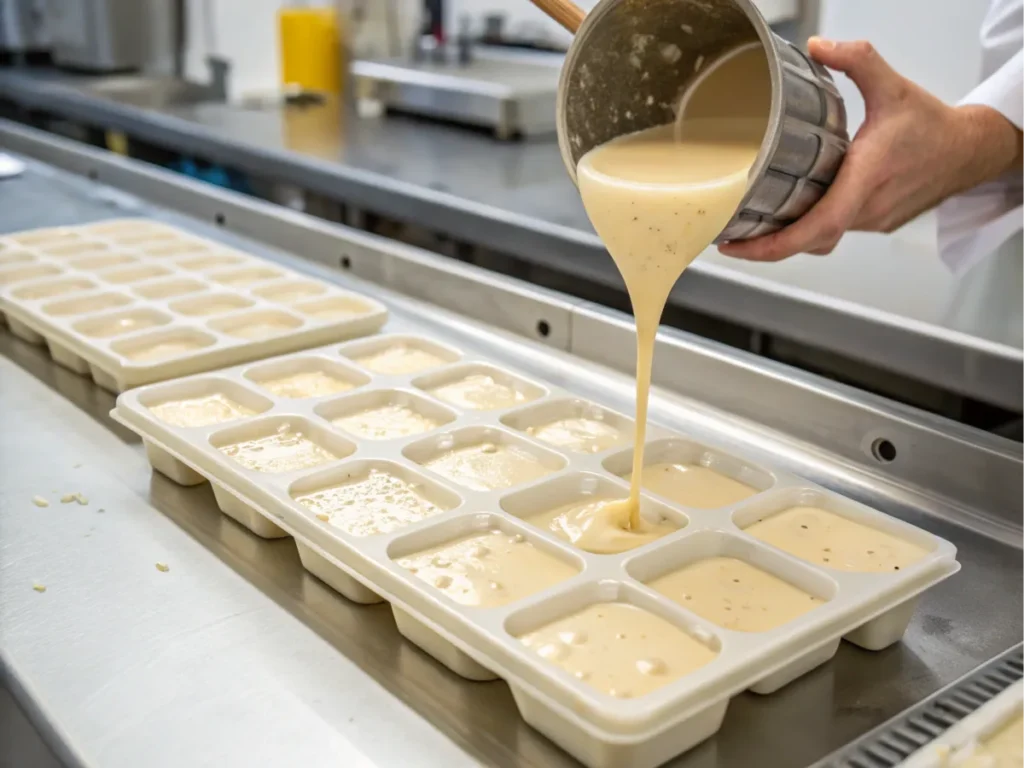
[352, 50, 560, 138]
[0, 137, 1022, 768]
[0, 73, 1020, 411]
[557, 0, 849, 239]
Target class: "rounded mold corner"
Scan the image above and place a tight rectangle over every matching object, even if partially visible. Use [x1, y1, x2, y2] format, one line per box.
[843, 597, 920, 651]
[145, 440, 206, 486]
[508, 681, 729, 768]
[747, 637, 840, 695]
[46, 339, 91, 374]
[7, 317, 45, 345]
[391, 605, 499, 681]
[89, 365, 122, 393]
[211, 484, 290, 539]
[296, 541, 384, 605]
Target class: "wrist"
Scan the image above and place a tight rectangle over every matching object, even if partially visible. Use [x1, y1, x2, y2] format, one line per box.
[951, 104, 1023, 189]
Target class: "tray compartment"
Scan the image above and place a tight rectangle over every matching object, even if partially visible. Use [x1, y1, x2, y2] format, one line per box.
[413, 362, 547, 411]
[72, 308, 173, 339]
[174, 252, 247, 272]
[293, 295, 378, 322]
[315, 387, 457, 440]
[244, 354, 371, 400]
[68, 253, 137, 270]
[110, 327, 217, 366]
[253, 279, 328, 304]
[12, 277, 97, 300]
[208, 309, 305, 341]
[169, 292, 254, 316]
[211, 482, 289, 538]
[42, 291, 133, 317]
[98, 264, 172, 284]
[133, 278, 208, 299]
[0, 264, 63, 286]
[404, 425, 567, 492]
[501, 398, 633, 455]
[388, 512, 585, 679]
[340, 333, 462, 376]
[602, 438, 775, 513]
[210, 414, 356, 476]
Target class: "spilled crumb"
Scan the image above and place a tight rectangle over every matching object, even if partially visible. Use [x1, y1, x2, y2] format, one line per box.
[155, 562, 170, 573]
[75, 494, 88, 505]
[97, 508, 106, 514]
[32, 496, 49, 508]
[73, 463, 82, 469]
[60, 492, 89, 505]
[315, 513, 330, 522]
[32, 584, 46, 593]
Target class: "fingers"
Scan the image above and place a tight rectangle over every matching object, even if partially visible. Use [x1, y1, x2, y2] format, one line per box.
[807, 37, 905, 107]
[718, 155, 870, 261]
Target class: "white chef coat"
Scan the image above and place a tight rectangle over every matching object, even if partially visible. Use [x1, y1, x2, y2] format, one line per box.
[937, 0, 1023, 274]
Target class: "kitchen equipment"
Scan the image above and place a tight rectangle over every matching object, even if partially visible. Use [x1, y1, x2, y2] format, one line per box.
[0, 0, 49, 56]
[0, 219, 387, 391]
[113, 333, 958, 768]
[45, 0, 157, 72]
[554, 0, 849, 241]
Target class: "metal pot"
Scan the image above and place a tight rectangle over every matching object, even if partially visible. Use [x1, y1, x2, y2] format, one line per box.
[556, 0, 850, 241]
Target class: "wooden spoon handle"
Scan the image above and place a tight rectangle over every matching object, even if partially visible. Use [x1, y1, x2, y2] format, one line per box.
[528, 0, 586, 34]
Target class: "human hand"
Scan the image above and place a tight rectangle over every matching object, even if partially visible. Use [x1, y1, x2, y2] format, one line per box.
[718, 37, 1023, 262]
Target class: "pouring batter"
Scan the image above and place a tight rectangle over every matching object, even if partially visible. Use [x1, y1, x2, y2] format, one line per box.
[576, 45, 770, 531]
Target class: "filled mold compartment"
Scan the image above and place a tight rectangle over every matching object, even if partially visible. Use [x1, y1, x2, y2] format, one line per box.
[72, 308, 173, 339]
[137, 377, 273, 484]
[603, 438, 775, 512]
[42, 291, 133, 317]
[208, 309, 305, 340]
[97, 264, 173, 285]
[8, 227, 82, 247]
[133, 278, 208, 300]
[502, 580, 727, 768]
[170, 292, 254, 317]
[11, 277, 97, 301]
[341, 333, 462, 376]
[627, 530, 840, 693]
[43, 241, 113, 259]
[733, 488, 951, 650]
[141, 240, 217, 259]
[414, 363, 547, 411]
[315, 388, 457, 440]
[69, 253, 138, 271]
[0, 250, 36, 267]
[174, 252, 247, 272]
[211, 265, 285, 287]
[500, 472, 687, 554]
[502, 398, 633, 454]
[293, 295, 378, 322]
[252, 279, 328, 304]
[210, 414, 356, 476]
[111, 327, 217, 365]
[387, 512, 585, 679]
[287, 460, 463, 601]
[404, 426, 567, 492]
[244, 355, 371, 399]
[0, 263, 63, 286]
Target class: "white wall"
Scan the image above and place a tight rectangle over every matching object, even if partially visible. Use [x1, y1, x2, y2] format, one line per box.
[818, 0, 988, 129]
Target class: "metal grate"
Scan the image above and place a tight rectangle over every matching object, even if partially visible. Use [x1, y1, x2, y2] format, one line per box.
[814, 644, 1023, 768]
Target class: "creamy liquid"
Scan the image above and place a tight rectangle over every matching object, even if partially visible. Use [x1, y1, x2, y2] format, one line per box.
[397, 529, 577, 607]
[221, 424, 337, 473]
[577, 45, 769, 532]
[261, 371, 354, 399]
[302, 299, 370, 321]
[295, 468, 444, 536]
[333, 403, 439, 440]
[225, 319, 297, 339]
[519, 602, 717, 698]
[745, 507, 930, 573]
[425, 442, 553, 491]
[127, 339, 205, 363]
[149, 393, 256, 428]
[527, 497, 676, 554]
[80, 313, 163, 338]
[14, 279, 94, 299]
[355, 344, 448, 375]
[527, 417, 626, 454]
[177, 254, 243, 271]
[136, 280, 204, 299]
[216, 268, 281, 286]
[629, 462, 757, 509]
[960, 713, 1024, 767]
[256, 282, 325, 302]
[429, 374, 532, 410]
[650, 557, 823, 632]
[175, 298, 250, 316]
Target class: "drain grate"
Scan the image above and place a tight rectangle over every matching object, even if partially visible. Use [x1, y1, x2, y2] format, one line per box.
[813, 644, 1023, 768]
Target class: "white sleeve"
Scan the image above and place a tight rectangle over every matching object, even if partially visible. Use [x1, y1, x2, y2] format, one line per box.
[937, 0, 1023, 275]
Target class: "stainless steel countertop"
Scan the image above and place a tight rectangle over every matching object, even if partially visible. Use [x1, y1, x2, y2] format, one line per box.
[0, 68, 1020, 410]
[1, 148, 1021, 768]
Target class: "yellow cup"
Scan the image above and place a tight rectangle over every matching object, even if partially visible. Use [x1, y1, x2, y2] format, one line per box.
[278, 8, 344, 95]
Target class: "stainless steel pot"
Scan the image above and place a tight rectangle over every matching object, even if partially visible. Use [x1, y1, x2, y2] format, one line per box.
[556, 0, 850, 241]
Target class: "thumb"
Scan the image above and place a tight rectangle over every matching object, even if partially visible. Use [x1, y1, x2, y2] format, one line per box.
[807, 37, 903, 106]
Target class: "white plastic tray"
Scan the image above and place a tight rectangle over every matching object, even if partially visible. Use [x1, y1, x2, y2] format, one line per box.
[112, 334, 960, 768]
[0, 220, 387, 391]
[899, 680, 1023, 767]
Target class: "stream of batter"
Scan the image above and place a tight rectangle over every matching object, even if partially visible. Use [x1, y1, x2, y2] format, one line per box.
[576, 45, 770, 533]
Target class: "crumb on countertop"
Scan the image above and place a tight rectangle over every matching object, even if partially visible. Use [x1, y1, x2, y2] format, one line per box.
[32, 496, 49, 508]
[32, 584, 46, 593]
[60, 492, 89, 505]
[155, 562, 170, 573]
